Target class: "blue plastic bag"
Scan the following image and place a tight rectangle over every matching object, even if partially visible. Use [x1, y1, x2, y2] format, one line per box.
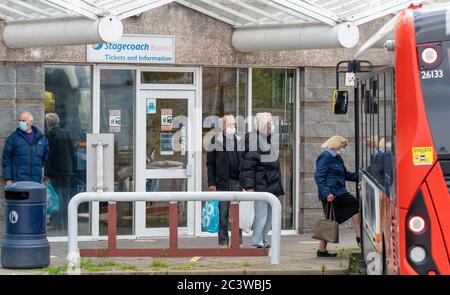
[45, 182, 60, 214]
[201, 200, 219, 233]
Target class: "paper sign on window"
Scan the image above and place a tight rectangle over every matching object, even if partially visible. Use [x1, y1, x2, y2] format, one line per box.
[109, 110, 121, 132]
[161, 108, 173, 131]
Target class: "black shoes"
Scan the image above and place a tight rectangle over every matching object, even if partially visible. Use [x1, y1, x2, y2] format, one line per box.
[317, 250, 338, 258]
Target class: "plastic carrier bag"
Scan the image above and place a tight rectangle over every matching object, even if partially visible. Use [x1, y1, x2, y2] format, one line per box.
[45, 181, 60, 214]
[239, 201, 255, 233]
[201, 200, 219, 233]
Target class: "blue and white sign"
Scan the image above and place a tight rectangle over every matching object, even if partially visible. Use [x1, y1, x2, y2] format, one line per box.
[87, 34, 175, 64]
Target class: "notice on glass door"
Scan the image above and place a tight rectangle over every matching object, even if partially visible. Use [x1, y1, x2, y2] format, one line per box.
[161, 108, 173, 131]
[109, 110, 121, 133]
[160, 133, 174, 155]
[146, 98, 156, 114]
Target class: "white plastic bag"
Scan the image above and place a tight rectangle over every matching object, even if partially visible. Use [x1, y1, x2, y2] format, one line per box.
[239, 201, 255, 233]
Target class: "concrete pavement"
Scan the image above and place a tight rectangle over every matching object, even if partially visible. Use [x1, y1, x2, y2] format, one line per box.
[0, 231, 361, 275]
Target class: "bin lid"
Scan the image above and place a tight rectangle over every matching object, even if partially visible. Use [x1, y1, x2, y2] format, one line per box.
[5, 181, 46, 191]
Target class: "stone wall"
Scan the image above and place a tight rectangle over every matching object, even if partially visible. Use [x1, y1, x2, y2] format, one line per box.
[0, 63, 45, 234]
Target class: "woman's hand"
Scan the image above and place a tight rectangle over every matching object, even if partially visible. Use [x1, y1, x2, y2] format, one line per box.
[327, 194, 335, 202]
[208, 185, 217, 191]
[246, 189, 255, 192]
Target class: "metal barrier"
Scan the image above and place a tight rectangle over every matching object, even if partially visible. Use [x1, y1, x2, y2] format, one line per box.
[67, 191, 282, 266]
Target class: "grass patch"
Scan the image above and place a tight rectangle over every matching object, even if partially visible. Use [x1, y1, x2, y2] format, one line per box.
[41, 266, 65, 275]
[79, 258, 140, 272]
[321, 264, 327, 275]
[337, 248, 346, 267]
[150, 259, 170, 269]
[172, 263, 195, 270]
[349, 254, 363, 275]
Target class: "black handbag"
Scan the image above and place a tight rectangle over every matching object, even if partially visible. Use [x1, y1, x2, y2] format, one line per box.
[312, 202, 339, 243]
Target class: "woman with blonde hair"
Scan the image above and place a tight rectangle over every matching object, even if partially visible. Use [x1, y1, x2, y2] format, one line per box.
[314, 135, 361, 257]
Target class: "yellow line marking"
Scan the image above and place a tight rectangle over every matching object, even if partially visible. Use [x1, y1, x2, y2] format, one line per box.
[134, 239, 156, 243]
[190, 256, 201, 262]
[50, 255, 58, 259]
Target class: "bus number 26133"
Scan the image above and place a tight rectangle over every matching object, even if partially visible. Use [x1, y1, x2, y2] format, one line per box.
[421, 69, 444, 79]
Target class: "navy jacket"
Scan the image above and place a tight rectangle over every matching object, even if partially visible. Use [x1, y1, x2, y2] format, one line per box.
[314, 150, 358, 201]
[2, 126, 49, 183]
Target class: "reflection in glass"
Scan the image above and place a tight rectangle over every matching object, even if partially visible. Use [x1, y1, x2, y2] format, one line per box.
[99, 69, 135, 235]
[146, 178, 187, 227]
[252, 68, 295, 230]
[44, 65, 92, 236]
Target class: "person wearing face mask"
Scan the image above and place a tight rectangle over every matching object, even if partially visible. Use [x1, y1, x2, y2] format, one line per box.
[206, 115, 243, 247]
[314, 135, 360, 257]
[240, 112, 284, 249]
[2, 111, 49, 185]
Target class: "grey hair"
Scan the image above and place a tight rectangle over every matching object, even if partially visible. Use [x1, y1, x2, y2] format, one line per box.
[254, 112, 273, 131]
[45, 113, 60, 128]
[20, 111, 33, 122]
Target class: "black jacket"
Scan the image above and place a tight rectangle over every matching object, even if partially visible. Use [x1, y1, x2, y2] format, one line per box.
[45, 127, 74, 176]
[206, 133, 243, 191]
[239, 131, 284, 197]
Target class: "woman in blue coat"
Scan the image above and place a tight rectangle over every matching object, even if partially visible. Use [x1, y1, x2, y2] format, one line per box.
[314, 135, 361, 257]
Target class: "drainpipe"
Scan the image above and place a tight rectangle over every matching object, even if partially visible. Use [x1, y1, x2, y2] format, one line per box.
[232, 22, 359, 52]
[2, 15, 123, 48]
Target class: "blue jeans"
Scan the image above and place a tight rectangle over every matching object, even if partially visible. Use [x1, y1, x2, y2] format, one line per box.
[252, 200, 272, 246]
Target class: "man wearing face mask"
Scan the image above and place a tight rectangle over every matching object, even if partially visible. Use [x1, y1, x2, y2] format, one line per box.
[206, 115, 243, 247]
[2, 112, 49, 185]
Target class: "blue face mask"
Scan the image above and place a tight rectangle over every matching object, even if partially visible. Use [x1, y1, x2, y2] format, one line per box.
[19, 121, 28, 132]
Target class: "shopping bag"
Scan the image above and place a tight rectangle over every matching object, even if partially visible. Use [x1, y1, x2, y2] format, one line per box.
[201, 200, 219, 233]
[45, 181, 60, 214]
[311, 202, 339, 243]
[239, 201, 255, 233]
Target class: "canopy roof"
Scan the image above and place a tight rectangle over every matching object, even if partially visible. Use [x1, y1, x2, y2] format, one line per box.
[0, 0, 442, 27]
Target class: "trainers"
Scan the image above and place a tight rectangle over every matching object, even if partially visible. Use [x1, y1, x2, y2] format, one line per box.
[250, 244, 264, 249]
[317, 250, 338, 258]
[263, 243, 271, 248]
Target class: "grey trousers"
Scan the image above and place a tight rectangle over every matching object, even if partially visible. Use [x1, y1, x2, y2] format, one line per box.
[218, 179, 243, 245]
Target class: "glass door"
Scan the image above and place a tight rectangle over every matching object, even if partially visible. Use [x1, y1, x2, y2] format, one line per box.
[135, 90, 195, 237]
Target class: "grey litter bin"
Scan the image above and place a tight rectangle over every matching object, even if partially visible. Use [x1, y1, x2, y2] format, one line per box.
[1, 181, 50, 269]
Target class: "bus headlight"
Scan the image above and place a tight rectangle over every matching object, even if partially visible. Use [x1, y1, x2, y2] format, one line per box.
[409, 246, 427, 264]
[408, 216, 426, 233]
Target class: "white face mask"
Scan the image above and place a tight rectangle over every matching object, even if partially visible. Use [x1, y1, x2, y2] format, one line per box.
[226, 127, 236, 135]
[336, 148, 346, 155]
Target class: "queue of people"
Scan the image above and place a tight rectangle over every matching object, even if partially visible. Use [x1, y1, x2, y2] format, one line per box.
[2, 111, 361, 256]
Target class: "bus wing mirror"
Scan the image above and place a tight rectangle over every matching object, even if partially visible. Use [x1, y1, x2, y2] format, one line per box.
[333, 90, 349, 114]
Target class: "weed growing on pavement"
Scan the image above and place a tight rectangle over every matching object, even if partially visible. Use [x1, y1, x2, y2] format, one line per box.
[241, 261, 251, 267]
[41, 266, 65, 275]
[321, 264, 327, 275]
[150, 259, 170, 268]
[79, 258, 140, 272]
[349, 254, 362, 274]
[337, 248, 346, 267]
[173, 263, 195, 270]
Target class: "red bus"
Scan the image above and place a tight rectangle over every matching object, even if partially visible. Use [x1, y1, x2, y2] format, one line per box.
[355, 5, 450, 275]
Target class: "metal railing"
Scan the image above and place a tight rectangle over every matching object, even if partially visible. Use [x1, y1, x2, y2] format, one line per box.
[66, 191, 282, 266]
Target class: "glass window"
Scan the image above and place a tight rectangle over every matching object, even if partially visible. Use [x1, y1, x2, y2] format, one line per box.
[44, 65, 92, 236]
[141, 71, 194, 84]
[201, 68, 248, 193]
[99, 69, 135, 235]
[252, 68, 295, 230]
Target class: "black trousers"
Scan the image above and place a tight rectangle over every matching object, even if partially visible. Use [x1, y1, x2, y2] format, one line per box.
[218, 179, 243, 245]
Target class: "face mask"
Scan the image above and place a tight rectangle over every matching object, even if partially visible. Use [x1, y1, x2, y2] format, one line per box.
[337, 148, 345, 155]
[226, 127, 236, 135]
[19, 121, 28, 132]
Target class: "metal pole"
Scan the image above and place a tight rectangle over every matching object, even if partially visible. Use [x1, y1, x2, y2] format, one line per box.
[67, 191, 282, 265]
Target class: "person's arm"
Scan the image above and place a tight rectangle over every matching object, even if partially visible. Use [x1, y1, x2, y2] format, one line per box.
[344, 165, 359, 182]
[2, 136, 14, 184]
[315, 155, 333, 200]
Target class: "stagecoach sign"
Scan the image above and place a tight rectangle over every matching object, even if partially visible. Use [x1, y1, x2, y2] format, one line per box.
[412, 146, 433, 166]
[87, 34, 175, 64]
